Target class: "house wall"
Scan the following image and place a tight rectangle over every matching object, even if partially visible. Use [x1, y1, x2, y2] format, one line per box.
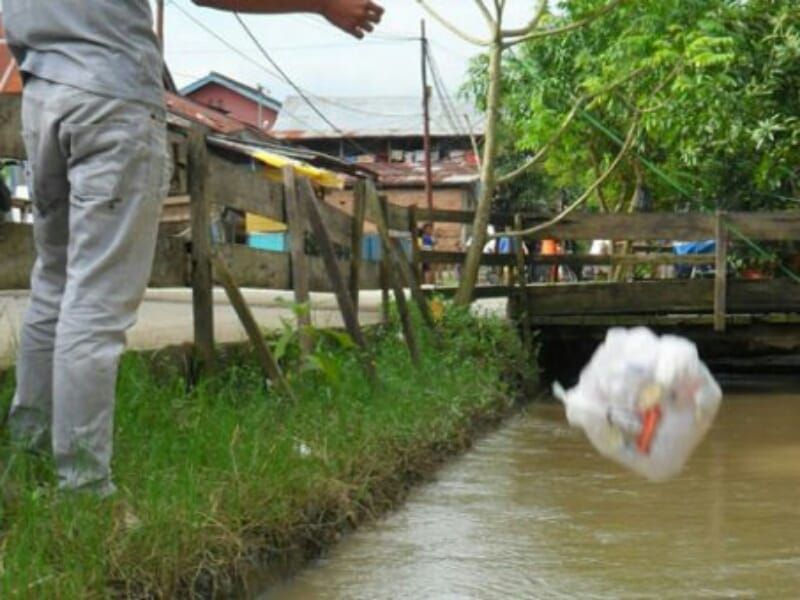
[186, 83, 279, 130]
[326, 186, 470, 251]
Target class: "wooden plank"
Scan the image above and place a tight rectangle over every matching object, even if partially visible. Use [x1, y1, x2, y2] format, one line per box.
[315, 197, 355, 248]
[284, 166, 312, 355]
[727, 211, 800, 242]
[415, 208, 800, 242]
[379, 255, 391, 324]
[299, 177, 375, 378]
[714, 212, 728, 332]
[150, 234, 190, 287]
[416, 208, 477, 225]
[524, 280, 714, 316]
[415, 208, 547, 227]
[188, 128, 215, 370]
[372, 191, 435, 330]
[391, 238, 436, 329]
[211, 251, 294, 398]
[425, 285, 512, 300]
[517, 279, 800, 317]
[349, 180, 367, 310]
[0, 222, 35, 289]
[520, 212, 716, 241]
[368, 188, 420, 364]
[205, 150, 284, 221]
[366, 195, 411, 232]
[0, 95, 24, 159]
[215, 244, 291, 289]
[527, 312, 800, 327]
[420, 250, 715, 267]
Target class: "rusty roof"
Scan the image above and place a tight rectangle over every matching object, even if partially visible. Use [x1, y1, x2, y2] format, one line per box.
[273, 96, 485, 140]
[0, 20, 23, 95]
[365, 160, 479, 188]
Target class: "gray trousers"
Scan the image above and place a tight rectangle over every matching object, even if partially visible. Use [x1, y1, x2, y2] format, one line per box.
[8, 77, 169, 493]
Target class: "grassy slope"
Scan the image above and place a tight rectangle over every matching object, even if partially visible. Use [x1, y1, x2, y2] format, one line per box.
[0, 310, 527, 597]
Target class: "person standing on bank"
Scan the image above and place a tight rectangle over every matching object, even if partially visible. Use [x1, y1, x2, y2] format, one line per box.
[3, 0, 384, 496]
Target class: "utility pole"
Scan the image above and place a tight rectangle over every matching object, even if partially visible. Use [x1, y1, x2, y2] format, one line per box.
[421, 20, 434, 217]
[156, 0, 165, 54]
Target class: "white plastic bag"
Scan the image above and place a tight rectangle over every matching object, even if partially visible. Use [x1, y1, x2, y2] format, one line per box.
[553, 327, 722, 481]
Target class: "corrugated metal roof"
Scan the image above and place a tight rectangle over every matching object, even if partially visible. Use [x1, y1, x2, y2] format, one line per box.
[272, 96, 485, 140]
[367, 161, 479, 187]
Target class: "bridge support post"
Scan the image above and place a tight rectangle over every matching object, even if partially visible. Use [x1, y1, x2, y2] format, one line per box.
[714, 210, 728, 333]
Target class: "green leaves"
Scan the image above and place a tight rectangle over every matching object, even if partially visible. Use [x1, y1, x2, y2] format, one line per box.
[465, 0, 800, 212]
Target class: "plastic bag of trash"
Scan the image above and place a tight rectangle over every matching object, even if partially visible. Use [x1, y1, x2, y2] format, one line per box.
[553, 327, 722, 481]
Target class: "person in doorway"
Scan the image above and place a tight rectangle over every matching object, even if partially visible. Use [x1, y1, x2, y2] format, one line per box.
[3, 0, 384, 496]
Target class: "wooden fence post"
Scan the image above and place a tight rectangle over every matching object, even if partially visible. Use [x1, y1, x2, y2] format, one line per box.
[379, 254, 391, 324]
[368, 184, 435, 330]
[370, 192, 420, 365]
[298, 177, 375, 378]
[408, 205, 423, 282]
[714, 210, 728, 332]
[350, 180, 367, 311]
[212, 252, 294, 399]
[514, 213, 532, 348]
[188, 127, 215, 371]
[283, 166, 313, 356]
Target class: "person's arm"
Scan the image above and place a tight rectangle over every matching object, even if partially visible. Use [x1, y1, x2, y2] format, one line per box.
[192, 0, 384, 38]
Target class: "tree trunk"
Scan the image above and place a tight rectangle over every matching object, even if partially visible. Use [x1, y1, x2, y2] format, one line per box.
[454, 36, 503, 306]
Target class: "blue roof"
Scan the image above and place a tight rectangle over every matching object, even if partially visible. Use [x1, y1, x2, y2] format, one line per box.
[180, 72, 282, 112]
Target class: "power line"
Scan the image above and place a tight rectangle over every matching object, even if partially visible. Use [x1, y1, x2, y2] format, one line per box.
[234, 12, 418, 177]
[233, 13, 366, 153]
[427, 46, 473, 137]
[168, 0, 424, 121]
[168, 1, 286, 87]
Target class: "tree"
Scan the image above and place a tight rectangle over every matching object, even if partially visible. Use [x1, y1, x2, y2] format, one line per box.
[476, 0, 800, 216]
[416, 0, 628, 305]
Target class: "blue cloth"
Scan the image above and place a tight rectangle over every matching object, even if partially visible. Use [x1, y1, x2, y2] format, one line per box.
[673, 240, 715, 255]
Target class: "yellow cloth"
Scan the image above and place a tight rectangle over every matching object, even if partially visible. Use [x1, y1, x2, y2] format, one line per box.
[245, 214, 287, 234]
[251, 149, 345, 190]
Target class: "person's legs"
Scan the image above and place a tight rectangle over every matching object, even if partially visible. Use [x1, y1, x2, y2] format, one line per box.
[49, 84, 169, 493]
[8, 78, 71, 451]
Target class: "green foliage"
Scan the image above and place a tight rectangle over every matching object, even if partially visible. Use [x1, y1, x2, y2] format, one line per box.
[464, 0, 800, 212]
[0, 311, 526, 597]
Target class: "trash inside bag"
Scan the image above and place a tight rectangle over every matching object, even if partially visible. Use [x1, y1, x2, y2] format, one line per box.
[553, 327, 722, 482]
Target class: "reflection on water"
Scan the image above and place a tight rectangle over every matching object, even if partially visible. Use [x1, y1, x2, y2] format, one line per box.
[264, 390, 800, 599]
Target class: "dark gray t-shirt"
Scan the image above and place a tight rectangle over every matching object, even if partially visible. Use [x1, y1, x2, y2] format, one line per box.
[3, 0, 164, 108]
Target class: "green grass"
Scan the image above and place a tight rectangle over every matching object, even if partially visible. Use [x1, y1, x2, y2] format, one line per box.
[0, 307, 529, 598]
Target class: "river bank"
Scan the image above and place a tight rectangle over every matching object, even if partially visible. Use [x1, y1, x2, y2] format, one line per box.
[0, 308, 532, 597]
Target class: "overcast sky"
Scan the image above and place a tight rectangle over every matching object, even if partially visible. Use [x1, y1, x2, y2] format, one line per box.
[158, 0, 539, 101]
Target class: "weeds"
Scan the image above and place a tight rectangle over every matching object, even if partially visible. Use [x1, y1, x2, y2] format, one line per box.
[0, 306, 532, 597]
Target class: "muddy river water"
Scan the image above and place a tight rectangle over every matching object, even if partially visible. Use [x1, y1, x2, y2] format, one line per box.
[264, 383, 800, 599]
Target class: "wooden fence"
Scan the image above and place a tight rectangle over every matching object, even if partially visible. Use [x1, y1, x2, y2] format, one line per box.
[416, 206, 800, 334]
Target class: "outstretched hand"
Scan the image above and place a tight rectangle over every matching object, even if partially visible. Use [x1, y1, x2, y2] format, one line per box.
[321, 0, 384, 38]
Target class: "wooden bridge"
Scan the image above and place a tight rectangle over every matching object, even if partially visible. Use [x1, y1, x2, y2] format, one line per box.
[418, 208, 800, 380]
